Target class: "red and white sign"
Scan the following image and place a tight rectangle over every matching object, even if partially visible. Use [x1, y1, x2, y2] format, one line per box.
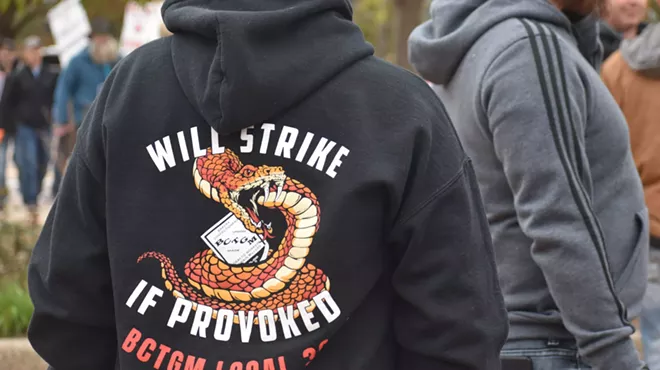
[119, 1, 165, 56]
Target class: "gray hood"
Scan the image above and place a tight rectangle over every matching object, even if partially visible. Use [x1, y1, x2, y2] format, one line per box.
[409, 0, 601, 85]
[621, 23, 660, 77]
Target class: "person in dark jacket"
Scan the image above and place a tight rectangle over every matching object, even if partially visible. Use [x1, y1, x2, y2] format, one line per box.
[0, 36, 58, 223]
[26, 0, 509, 369]
[0, 37, 18, 213]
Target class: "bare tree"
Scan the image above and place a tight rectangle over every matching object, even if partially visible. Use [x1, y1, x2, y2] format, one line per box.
[0, 1, 52, 39]
[393, 0, 423, 70]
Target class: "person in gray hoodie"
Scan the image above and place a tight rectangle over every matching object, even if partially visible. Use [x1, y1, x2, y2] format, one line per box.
[602, 22, 660, 370]
[409, 0, 648, 369]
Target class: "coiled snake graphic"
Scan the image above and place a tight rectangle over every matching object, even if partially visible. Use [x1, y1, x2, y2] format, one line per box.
[139, 149, 330, 324]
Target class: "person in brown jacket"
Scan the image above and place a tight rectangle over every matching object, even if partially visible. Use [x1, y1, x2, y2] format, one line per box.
[602, 22, 660, 369]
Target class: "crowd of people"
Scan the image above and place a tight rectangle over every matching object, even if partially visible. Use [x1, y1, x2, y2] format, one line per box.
[0, 0, 655, 369]
[0, 17, 120, 224]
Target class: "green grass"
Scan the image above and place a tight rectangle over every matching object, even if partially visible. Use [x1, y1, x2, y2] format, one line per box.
[0, 221, 40, 337]
[0, 282, 33, 337]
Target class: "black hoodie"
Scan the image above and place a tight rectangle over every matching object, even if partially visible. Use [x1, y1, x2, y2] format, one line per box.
[27, 1, 508, 369]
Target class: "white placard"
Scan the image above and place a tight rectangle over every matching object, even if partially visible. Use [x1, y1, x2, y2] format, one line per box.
[201, 213, 270, 265]
[46, 0, 91, 67]
[119, 1, 164, 56]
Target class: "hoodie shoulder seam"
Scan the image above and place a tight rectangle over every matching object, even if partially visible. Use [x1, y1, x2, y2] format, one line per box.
[478, 34, 533, 113]
[478, 21, 570, 112]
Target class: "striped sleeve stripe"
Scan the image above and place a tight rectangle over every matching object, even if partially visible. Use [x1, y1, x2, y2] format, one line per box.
[519, 19, 630, 327]
[549, 29, 586, 184]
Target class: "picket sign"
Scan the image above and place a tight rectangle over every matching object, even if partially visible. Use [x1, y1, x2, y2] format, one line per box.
[46, 0, 91, 67]
[119, 1, 165, 56]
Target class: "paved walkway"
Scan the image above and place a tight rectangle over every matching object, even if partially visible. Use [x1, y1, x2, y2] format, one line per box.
[0, 338, 47, 370]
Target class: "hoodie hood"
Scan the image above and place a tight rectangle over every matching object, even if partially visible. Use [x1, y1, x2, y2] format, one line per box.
[599, 19, 647, 62]
[599, 19, 623, 60]
[163, 0, 373, 134]
[408, 0, 600, 85]
[621, 23, 660, 78]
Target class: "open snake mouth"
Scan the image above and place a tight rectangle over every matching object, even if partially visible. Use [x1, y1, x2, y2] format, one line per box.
[235, 179, 284, 239]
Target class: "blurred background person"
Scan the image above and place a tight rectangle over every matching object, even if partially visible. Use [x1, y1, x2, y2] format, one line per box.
[0, 36, 58, 224]
[602, 21, 660, 369]
[51, 17, 119, 194]
[0, 37, 18, 215]
[0, 38, 19, 75]
[600, 0, 648, 61]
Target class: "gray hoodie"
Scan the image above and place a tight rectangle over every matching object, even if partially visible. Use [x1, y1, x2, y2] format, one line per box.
[409, 0, 648, 368]
[621, 23, 660, 77]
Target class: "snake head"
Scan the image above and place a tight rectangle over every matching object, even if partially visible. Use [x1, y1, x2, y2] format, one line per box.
[227, 164, 286, 239]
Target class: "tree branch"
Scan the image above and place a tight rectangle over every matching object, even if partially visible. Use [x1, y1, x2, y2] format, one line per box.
[0, 3, 18, 38]
[11, 2, 53, 36]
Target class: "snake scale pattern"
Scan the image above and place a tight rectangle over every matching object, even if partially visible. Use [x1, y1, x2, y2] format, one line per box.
[139, 149, 330, 324]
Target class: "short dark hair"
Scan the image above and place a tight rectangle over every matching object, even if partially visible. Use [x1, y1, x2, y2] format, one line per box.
[89, 17, 114, 38]
[1, 37, 16, 51]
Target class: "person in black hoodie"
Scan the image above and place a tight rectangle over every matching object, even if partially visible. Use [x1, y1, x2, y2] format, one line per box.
[27, 1, 508, 369]
[0, 37, 18, 213]
[0, 36, 57, 223]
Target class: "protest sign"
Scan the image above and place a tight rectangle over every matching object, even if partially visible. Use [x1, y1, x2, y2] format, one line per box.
[46, 0, 91, 67]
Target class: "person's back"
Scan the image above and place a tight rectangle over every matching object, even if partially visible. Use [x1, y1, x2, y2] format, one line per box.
[26, 1, 508, 369]
[410, 0, 647, 368]
[602, 22, 660, 368]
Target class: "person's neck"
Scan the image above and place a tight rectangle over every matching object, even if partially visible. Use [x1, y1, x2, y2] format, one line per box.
[27, 62, 41, 70]
[622, 27, 639, 39]
[549, 0, 594, 17]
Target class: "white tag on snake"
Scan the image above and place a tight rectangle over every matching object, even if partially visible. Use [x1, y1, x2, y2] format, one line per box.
[201, 213, 269, 265]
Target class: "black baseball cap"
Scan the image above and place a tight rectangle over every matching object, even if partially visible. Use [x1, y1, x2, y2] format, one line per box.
[89, 17, 114, 37]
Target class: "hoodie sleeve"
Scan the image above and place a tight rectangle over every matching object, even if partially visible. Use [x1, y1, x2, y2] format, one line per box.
[28, 76, 114, 370]
[389, 98, 508, 370]
[481, 32, 645, 369]
[52, 60, 78, 125]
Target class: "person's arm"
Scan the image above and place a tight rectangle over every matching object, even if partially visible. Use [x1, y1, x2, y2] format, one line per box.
[52, 61, 77, 126]
[0, 70, 18, 132]
[28, 72, 114, 369]
[482, 30, 645, 369]
[389, 95, 508, 370]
